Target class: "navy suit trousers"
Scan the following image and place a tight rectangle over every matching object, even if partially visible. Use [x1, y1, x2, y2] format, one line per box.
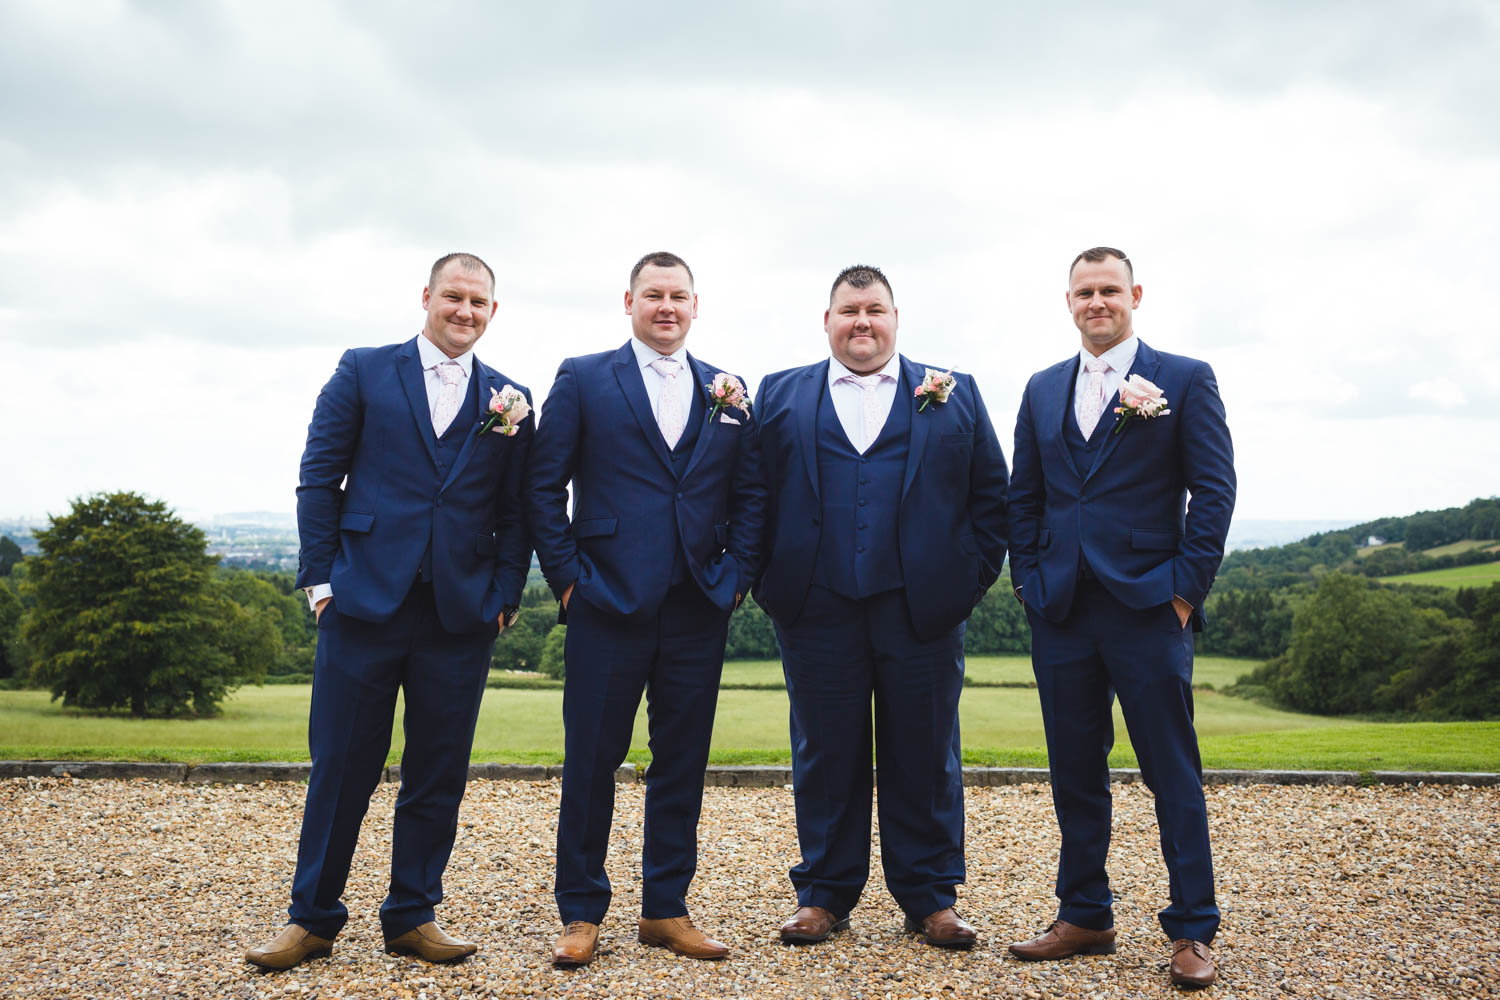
[775, 585, 967, 920]
[1027, 580, 1219, 944]
[289, 584, 495, 940]
[554, 583, 730, 924]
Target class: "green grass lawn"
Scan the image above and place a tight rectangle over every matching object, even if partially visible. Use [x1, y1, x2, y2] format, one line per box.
[4, 666, 1496, 771]
[1380, 561, 1500, 588]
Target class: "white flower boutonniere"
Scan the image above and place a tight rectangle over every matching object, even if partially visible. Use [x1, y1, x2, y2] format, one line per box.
[914, 369, 957, 412]
[706, 372, 750, 420]
[477, 384, 531, 437]
[1112, 374, 1170, 435]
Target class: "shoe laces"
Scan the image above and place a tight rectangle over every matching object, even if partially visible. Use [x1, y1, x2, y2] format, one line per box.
[564, 921, 593, 936]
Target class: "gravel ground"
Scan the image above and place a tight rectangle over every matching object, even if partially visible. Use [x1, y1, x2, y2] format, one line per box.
[1, 777, 1496, 999]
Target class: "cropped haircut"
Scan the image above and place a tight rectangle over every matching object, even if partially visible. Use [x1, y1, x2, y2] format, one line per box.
[829, 264, 894, 305]
[1069, 246, 1133, 284]
[629, 251, 694, 289]
[428, 252, 495, 294]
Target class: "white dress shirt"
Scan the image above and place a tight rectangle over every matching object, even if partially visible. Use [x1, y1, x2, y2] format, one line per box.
[827, 353, 901, 454]
[305, 333, 477, 610]
[1072, 335, 1139, 429]
[630, 335, 695, 423]
[417, 331, 475, 426]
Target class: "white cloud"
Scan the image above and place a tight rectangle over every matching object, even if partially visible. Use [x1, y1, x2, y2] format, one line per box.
[1407, 376, 1469, 410]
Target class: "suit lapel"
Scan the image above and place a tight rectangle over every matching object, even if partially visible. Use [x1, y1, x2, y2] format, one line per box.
[797, 362, 826, 500]
[680, 353, 718, 480]
[610, 341, 677, 476]
[1084, 338, 1159, 482]
[398, 338, 440, 467]
[1046, 356, 1082, 482]
[899, 357, 929, 499]
[439, 361, 495, 493]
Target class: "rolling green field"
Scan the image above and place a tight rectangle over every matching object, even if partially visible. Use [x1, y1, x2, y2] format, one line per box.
[1380, 562, 1500, 588]
[3, 655, 1496, 771]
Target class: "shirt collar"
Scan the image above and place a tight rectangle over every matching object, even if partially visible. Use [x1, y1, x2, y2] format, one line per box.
[1078, 335, 1138, 374]
[828, 352, 900, 388]
[417, 333, 474, 377]
[630, 335, 689, 371]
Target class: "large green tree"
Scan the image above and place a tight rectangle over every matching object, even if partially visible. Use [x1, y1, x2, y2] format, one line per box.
[0, 535, 22, 577]
[21, 492, 273, 716]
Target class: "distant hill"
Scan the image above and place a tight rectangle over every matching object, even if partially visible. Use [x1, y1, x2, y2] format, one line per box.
[1217, 497, 1500, 591]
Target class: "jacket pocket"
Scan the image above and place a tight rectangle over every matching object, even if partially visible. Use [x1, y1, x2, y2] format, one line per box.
[940, 433, 970, 445]
[1131, 528, 1182, 551]
[340, 511, 375, 533]
[572, 517, 618, 539]
[1038, 528, 1052, 549]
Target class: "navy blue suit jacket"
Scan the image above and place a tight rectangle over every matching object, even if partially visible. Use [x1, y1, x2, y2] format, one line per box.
[526, 341, 767, 618]
[1008, 339, 1236, 627]
[753, 356, 1010, 641]
[294, 337, 534, 633]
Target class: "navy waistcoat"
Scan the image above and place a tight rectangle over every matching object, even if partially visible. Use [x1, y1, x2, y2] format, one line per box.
[810, 375, 911, 599]
[420, 372, 481, 581]
[665, 384, 708, 586]
[1063, 365, 1119, 578]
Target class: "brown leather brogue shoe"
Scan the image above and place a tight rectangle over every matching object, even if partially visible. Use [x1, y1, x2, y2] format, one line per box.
[244, 924, 335, 971]
[779, 906, 850, 944]
[1008, 919, 1117, 961]
[1170, 939, 1216, 988]
[553, 921, 600, 967]
[384, 921, 478, 963]
[637, 916, 729, 959]
[903, 907, 977, 949]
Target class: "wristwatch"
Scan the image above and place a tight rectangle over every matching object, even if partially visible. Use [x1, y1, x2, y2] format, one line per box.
[502, 606, 520, 628]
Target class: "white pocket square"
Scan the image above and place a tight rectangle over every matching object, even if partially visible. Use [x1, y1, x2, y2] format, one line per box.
[718, 413, 741, 425]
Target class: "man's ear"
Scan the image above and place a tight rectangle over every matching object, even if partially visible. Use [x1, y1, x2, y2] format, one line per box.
[623, 289, 634, 315]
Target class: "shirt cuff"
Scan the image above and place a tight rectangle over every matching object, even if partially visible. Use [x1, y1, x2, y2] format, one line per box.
[305, 583, 333, 610]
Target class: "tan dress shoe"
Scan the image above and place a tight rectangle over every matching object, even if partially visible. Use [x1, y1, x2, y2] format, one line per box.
[1170, 939, 1217, 988]
[903, 907, 977, 949]
[384, 921, 478, 963]
[553, 921, 600, 966]
[779, 906, 850, 944]
[245, 924, 335, 970]
[1008, 919, 1117, 960]
[637, 916, 729, 959]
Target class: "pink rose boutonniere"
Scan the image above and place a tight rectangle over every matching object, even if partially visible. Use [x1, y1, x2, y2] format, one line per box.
[705, 372, 750, 420]
[1112, 374, 1170, 435]
[914, 369, 957, 412]
[477, 384, 531, 437]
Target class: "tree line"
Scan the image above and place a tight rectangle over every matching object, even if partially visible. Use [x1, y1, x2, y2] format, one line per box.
[4, 491, 1496, 720]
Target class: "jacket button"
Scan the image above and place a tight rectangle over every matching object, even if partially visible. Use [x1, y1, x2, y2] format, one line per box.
[436, 498, 444, 507]
[676, 492, 683, 499]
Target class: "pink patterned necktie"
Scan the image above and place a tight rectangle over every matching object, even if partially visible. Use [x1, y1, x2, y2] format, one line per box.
[840, 373, 888, 452]
[431, 360, 464, 436]
[1077, 357, 1111, 439]
[649, 357, 685, 448]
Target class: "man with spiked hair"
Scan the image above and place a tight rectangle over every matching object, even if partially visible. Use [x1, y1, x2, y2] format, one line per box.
[754, 264, 1009, 949]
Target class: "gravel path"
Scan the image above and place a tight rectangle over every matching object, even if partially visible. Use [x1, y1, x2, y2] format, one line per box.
[2, 777, 1496, 998]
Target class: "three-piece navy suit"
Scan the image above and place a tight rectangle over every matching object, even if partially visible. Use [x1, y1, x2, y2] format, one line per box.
[291, 336, 533, 940]
[1009, 338, 1235, 945]
[755, 356, 1009, 920]
[527, 340, 766, 925]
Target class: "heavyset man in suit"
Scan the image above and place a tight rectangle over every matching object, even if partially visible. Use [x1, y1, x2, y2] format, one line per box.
[527, 251, 766, 966]
[1007, 247, 1235, 989]
[247, 253, 534, 970]
[754, 265, 1009, 949]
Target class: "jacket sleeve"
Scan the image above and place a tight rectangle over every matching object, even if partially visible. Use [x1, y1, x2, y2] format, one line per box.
[1007, 379, 1045, 599]
[525, 358, 583, 600]
[726, 387, 769, 597]
[966, 375, 1009, 595]
[1171, 361, 1236, 610]
[294, 350, 361, 590]
[491, 384, 535, 608]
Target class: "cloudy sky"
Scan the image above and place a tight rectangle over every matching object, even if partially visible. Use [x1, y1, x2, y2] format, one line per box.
[3, 1, 1495, 524]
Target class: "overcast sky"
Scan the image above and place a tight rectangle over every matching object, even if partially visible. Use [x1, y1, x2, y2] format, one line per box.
[3, 1, 1496, 524]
